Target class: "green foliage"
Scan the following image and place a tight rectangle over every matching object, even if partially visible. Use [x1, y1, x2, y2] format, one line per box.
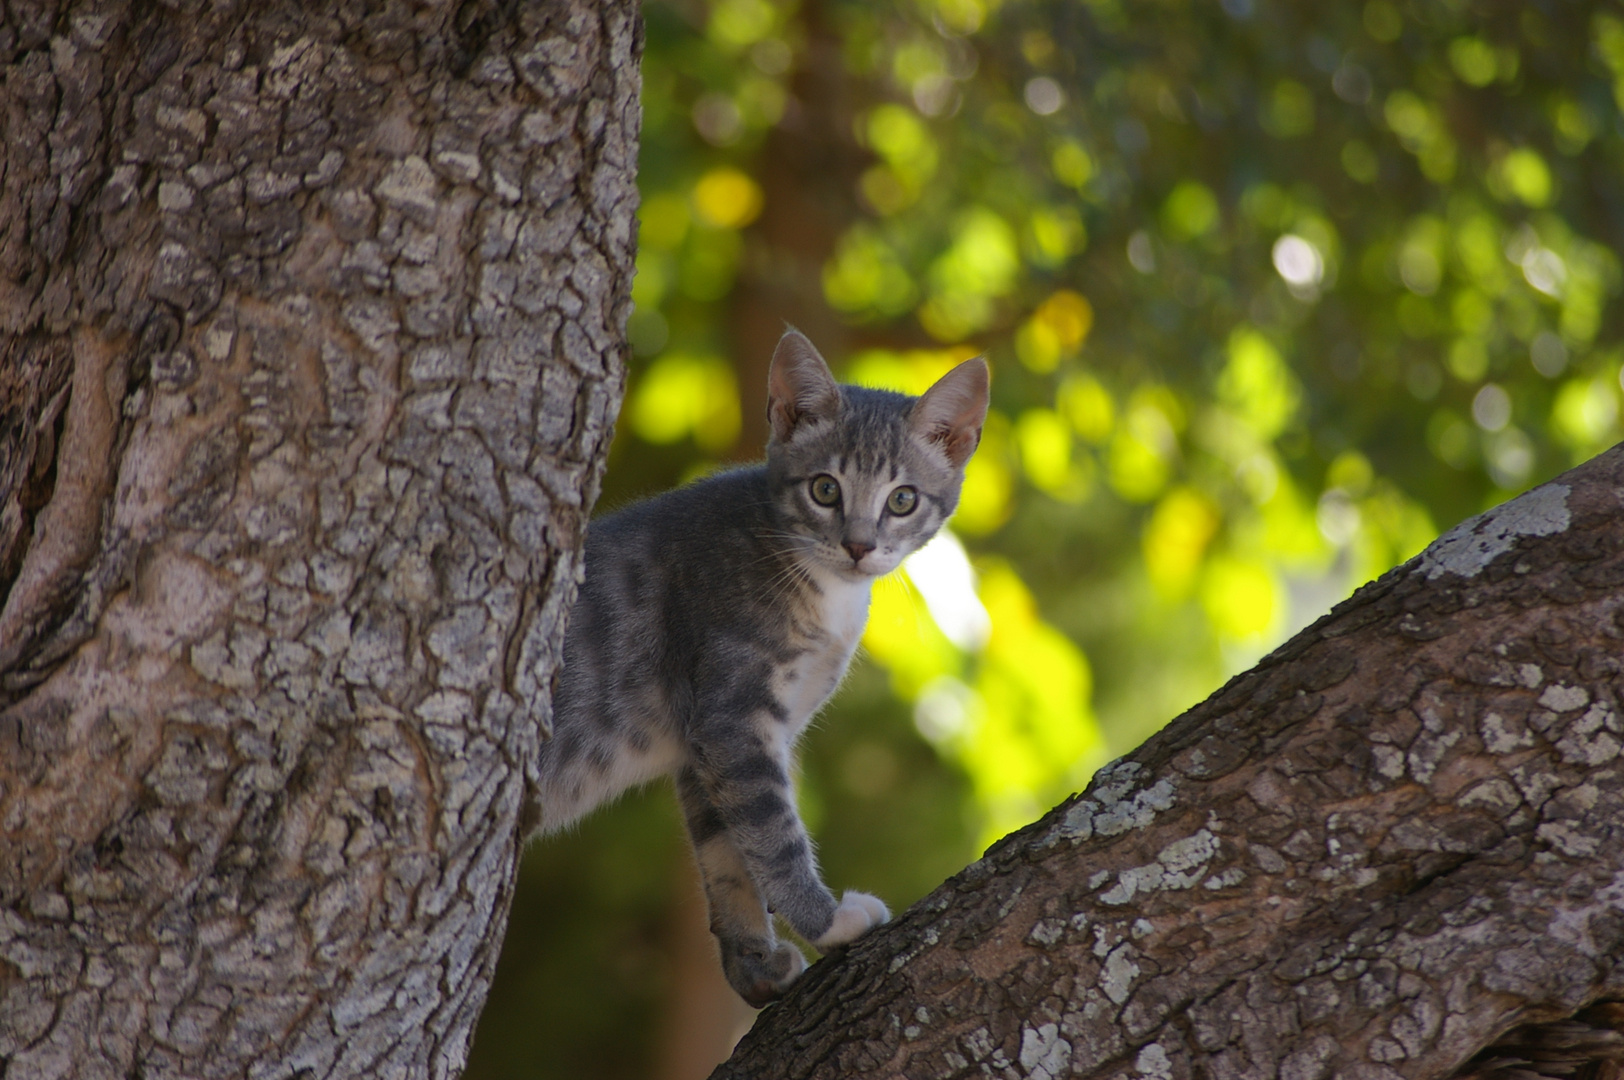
[470, 2, 1624, 1075]
[628, 351, 741, 451]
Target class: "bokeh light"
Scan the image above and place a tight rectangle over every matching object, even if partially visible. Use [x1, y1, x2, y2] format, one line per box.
[471, 2, 1624, 1075]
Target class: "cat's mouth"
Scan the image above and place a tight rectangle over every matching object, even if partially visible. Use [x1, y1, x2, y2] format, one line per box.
[803, 542, 895, 580]
[838, 552, 897, 579]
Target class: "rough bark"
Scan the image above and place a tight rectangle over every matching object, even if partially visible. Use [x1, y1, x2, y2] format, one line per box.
[0, 2, 638, 1078]
[717, 445, 1624, 1080]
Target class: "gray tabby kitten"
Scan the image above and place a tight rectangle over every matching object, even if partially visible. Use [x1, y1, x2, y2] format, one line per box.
[535, 329, 989, 1005]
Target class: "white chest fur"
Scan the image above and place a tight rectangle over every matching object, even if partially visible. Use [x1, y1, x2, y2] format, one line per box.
[776, 573, 872, 734]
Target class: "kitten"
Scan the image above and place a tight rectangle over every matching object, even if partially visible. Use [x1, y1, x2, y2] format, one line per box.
[534, 329, 989, 1005]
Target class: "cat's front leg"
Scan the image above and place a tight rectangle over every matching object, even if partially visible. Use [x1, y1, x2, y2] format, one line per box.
[686, 723, 890, 958]
[675, 767, 806, 1006]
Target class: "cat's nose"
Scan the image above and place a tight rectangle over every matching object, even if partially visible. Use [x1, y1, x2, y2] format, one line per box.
[842, 540, 874, 563]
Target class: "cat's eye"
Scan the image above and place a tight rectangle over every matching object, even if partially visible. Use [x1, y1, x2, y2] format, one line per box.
[809, 474, 841, 506]
[886, 486, 918, 516]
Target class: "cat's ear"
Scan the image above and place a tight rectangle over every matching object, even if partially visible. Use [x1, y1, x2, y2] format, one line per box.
[910, 357, 989, 467]
[767, 329, 841, 443]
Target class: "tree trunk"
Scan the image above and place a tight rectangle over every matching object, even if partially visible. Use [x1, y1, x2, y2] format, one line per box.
[0, 2, 638, 1077]
[716, 445, 1624, 1080]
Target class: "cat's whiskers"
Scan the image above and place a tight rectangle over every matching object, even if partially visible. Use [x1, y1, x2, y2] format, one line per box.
[747, 532, 818, 578]
[889, 560, 926, 603]
[753, 547, 818, 609]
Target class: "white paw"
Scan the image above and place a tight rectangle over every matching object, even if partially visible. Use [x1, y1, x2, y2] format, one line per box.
[813, 890, 890, 950]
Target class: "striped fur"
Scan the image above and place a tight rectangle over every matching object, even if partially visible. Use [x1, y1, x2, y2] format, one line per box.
[536, 330, 988, 1005]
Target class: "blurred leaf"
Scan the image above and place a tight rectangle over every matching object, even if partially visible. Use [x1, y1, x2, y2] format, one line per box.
[709, 0, 779, 49]
[1498, 148, 1552, 208]
[954, 413, 1016, 534]
[483, 0, 1624, 1069]
[1057, 372, 1114, 444]
[1448, 37, 1499, 88]
[693, 166, 765, 228]
[1200, 555, 1281, 643]
[1015, 407, 1084, 498]
[1143, 486, 1219, 601]
[845, 344, 977, 393]
[920, 207, 1021, 339]
[1219, 328, 1301, 442]
[1261, 79, 1316, 138]
[966, 561, 1105, 841]
[824, 227, 918, 316]
[1161, 181, 1219, 241]
[629, 353, 741, 451]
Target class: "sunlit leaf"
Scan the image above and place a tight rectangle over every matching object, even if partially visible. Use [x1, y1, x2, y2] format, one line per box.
[845, 345, 978, 395]
[1027, 207, 1087, 267]
[1015, 316, 1062, 374]
[863, 573, 963, 699]
[1058, 372, 1114, 444]
[1014, 408, 1075, 496]
[1447, 37, 1498, 88]
[1143, 486, 1219, 600]
[628, 352, 741, 452]
[1161, 180, 1219, 241]
[692, 166, 764, 229]
[1106, 429, 1170, 503]
[1051, 139, 1095, 189]
[1551, 370, 1623, 460]
[708, 0, 778, 50]
[1200, 555, 1280, 642]
[824, 227, 918, 316]
[1498, 148, 1552, 208]
[968, 561, 1105, 841]
[954, 414, 1015, 534]
[865, 104, 939, 189]
[1325, 451, 1374, 496]
[638, 191, 691, 251]
[1383, 91, 1456, 181]
[927, 207, 1020, 302]
[1218, 328, 1300, 441]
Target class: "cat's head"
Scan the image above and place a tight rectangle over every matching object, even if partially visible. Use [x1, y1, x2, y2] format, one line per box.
[764, 329, 989, 580]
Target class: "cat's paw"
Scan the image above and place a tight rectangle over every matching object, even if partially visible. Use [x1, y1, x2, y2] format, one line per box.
[722, 939, 807, 1008]
[812, 890, 890, 951]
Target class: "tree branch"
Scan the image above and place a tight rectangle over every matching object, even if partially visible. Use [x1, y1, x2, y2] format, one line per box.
[718, 444, 1624, 1079]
